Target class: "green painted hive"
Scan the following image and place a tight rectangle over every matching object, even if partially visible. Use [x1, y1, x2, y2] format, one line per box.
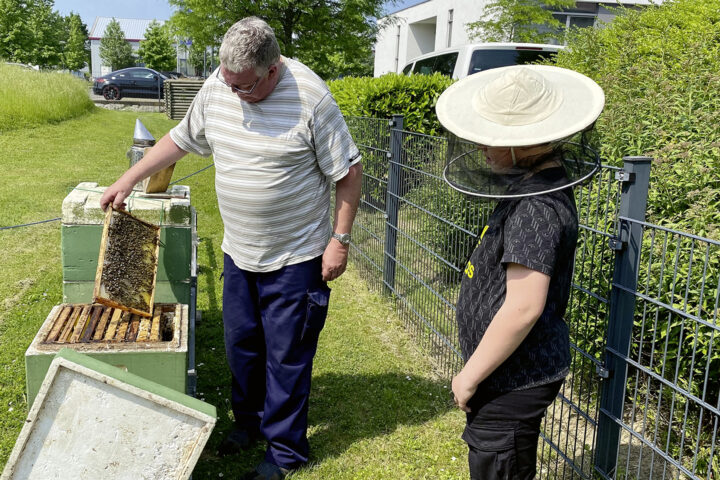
[61, 182, 196, 304]
[25, 303, 189, 407]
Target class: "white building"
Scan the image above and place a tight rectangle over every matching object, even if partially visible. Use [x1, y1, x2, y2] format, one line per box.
[89, 17, 190, 78]
[374, 0, 662, 76]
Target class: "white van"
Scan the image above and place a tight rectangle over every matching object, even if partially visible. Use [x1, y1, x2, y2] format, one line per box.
[401, 42, 564, 79]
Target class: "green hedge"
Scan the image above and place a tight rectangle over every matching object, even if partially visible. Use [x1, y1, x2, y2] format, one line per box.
[554, 3, 720, 475]
[328, 73, 453, 136]
[0, 64, 95, 132]
[552, 0, 720, 238]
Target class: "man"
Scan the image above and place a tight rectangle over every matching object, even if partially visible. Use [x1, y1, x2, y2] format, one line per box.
[100, 17, 362, 480]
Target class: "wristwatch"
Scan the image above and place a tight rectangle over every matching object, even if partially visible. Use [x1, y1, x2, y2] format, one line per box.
[331, 232, 352, 246]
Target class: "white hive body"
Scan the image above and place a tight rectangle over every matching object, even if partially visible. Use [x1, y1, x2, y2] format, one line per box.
[2, 350, 215, 480]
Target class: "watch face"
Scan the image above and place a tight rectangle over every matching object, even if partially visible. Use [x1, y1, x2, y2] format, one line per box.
[333, 233, 351, 245]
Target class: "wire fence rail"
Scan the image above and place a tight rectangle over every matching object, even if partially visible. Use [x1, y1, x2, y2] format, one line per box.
[345, 116, 720, 480]
[0, 163, 214, 231]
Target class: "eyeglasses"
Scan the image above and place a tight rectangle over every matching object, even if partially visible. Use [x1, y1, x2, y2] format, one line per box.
[216, 68, 262, 95]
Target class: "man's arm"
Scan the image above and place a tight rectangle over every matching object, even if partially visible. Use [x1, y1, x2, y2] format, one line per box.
[321, 162, 362, 281]
[100, 133, 189, 211]
[451, 263, 550, 412]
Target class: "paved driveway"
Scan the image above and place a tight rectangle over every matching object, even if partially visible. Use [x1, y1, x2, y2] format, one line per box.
[89, 88, 164, 111]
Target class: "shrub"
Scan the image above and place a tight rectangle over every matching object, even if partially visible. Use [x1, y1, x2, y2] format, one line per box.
[332, 74, 454, 217]
[328, 73, 453, 135]
[554, 3, 720, 475]
[0, 64, 95, 132]
[551, 0, 720, 238]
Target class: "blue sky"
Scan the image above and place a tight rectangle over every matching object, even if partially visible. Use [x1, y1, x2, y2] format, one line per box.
[53, 0, 174, 27]
[386, 0, 427, 14]
[52, 0, 426, 29]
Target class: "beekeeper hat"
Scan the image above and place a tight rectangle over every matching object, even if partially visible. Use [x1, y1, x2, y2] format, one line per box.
[436, 64, 605, 147]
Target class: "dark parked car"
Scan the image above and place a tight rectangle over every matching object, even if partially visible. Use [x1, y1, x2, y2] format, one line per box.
[92, 67, 168, 100]
[160, 71, 186, 79]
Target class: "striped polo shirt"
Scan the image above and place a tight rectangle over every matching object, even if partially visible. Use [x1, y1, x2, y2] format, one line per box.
[170, 58, 361, 272]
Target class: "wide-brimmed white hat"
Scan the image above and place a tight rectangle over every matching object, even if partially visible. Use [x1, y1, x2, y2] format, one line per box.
[436, 65, 605, 147]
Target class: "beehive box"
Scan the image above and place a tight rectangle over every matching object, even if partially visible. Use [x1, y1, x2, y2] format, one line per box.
[3, 349, 215, 480]
[62, 182, 196, 305]
[25, 303, 188, 407]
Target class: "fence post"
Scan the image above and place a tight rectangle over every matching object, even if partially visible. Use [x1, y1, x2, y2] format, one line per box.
[383, 115, 404, 295]
[595, 156, 652, 476]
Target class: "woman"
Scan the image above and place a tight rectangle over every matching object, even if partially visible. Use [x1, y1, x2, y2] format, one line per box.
[435, 65, 605, 479]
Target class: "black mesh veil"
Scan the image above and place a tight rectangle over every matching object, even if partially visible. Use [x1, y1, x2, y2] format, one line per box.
[443, 130, 600, 199]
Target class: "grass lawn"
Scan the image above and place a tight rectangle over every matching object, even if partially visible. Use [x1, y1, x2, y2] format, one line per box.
[0, 108, 468, 478]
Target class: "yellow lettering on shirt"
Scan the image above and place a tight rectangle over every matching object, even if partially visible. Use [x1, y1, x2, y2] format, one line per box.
[466, 226, 489, 278]
[479, 225, 489, 245]
[464, 262, 474, 278]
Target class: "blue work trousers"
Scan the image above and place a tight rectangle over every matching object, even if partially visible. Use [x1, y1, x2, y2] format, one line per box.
[222, 253, 330, 469]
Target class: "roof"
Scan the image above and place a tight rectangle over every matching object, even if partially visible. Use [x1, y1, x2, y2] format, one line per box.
[384, 0, 663, 17]
[89, 17, 165, 41]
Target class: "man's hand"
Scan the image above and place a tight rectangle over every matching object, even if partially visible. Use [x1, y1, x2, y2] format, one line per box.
[98, 133, 189, 212]
[100, 179, 135, 211]
[452, 369, 478, 413]
[321, 239, 349, 281]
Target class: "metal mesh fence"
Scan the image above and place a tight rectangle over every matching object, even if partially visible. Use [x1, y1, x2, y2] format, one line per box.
[540, 163, 623, 479]
[349, 118, 493, 377]
[609, 220, 720, 480]
[385, 129, 493, 378]
[346, 116, 392, 292]
[345, 116, 719, 479]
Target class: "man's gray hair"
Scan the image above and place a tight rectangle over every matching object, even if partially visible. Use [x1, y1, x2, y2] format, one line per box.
[219, 17, 281, 74]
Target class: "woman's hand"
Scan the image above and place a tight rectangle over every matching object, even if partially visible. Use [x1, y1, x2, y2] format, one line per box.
[452, 369, 478, 413]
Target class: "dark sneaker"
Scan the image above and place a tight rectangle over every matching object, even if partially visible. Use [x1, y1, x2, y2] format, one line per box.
[217, 428, 261, 456]
[240, 461, 291, 480]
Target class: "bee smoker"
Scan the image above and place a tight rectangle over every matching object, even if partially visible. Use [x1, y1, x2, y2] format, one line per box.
[126, 119, 156, 191]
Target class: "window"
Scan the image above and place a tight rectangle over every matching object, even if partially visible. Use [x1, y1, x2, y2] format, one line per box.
[447, 9, 454, 48]
[395, 25, 402, 73]
[569, 16, 595, 29]
[553, 13, 596, 30]
[468, 50, 558, 75]
[412, 52, 458, 76]
[402, 63, 413, 75]
[130, 70, 155, 79]
[433, 52, 458, 76]
[414, 56, 436, 75]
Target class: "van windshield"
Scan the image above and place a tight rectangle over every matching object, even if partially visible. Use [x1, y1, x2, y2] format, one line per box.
[468, 49, 557, 75]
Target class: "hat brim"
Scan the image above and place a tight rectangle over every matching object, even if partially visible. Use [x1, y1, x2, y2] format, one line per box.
[436, 65, 605, 147]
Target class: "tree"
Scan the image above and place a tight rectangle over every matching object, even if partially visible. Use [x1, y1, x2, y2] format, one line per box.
[185, 41, 217, 76]
[186, 41, 205, 76]
[100, 18, 135, 71]
[137, 21, 176, 71]
[24, 0, 65, 66]
[466, 0, 575, 44]
[167, 0, 389, 79]
[0, 0, 33, 61]
[0, 0, 67, 67]
[63, 12, 89, 71]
